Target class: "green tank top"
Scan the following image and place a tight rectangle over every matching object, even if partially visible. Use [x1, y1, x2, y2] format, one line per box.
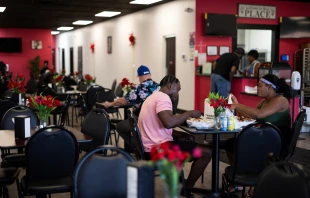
[256, 100, 291, 127]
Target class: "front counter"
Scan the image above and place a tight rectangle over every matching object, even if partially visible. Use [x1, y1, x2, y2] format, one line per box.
[195, 74, 299, 121]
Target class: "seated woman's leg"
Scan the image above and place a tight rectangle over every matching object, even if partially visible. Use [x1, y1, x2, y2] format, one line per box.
[224, 138, 236, 165]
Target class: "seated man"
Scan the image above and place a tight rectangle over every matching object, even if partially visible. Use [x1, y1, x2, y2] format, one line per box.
[138, 75, 212, 197]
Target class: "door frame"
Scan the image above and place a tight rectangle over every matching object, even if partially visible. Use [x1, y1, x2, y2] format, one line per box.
[164, 34, 176, 76]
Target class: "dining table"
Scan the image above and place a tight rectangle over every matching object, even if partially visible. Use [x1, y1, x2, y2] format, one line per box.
[0, 126, 92, 149]
[179, 125, 240, 198]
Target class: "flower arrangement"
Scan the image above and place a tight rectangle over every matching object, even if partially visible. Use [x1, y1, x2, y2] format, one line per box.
[53, 75, 64, 86]
[120, 78, 135, 93]
[61, 69, 66, 76]
[84, 74, 96, 85]
[129, 33, 135, 46]
[150, 142, 202, 198]
[28, 94, 61, 124]
[74, 71, 79, 76]
[8, 75, 25, 94]
[207, 92, 230, 117]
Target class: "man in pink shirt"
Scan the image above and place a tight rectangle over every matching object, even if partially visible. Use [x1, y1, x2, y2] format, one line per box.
[138, 75, 212, 197]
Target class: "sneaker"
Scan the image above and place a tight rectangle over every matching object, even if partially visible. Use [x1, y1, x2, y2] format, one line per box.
[180, 187, 195, 198]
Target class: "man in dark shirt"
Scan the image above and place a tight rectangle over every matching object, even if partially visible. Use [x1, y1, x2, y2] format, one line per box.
[211, 48, 245, 98]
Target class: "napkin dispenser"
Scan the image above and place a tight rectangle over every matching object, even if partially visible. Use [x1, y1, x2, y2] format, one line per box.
[14, 115, 31, 139]
[127, 161, 154, 198]
[202, 62, 212, 75]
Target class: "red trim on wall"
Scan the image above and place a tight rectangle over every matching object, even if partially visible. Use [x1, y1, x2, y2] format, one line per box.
[195, 0, 310, 112]
[0, 28, 53, 82]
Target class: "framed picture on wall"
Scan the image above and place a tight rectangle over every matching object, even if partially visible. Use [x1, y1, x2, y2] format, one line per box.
[207, 46, 218, 56]
[32, 40, 42, 49]
[107, 36, 112, 54]
[219, 46, 230, 55]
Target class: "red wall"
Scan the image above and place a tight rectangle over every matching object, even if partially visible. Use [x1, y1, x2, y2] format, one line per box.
[0, 29, 53, 81]
[195, 0, 310, 111]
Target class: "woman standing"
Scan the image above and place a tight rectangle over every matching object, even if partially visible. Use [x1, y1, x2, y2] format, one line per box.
[244, 50, 260, 77]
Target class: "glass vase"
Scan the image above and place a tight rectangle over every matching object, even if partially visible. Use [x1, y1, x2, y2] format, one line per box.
[39, 115, 48, 129]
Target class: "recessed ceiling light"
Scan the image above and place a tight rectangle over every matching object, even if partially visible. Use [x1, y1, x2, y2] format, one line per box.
[51, 31, 60, 35]
[130, 0, 162, 5]
[73, 20, 93, 25]
[0, 7, 6, 12]
[57, 27, 74, 31]
[95, 11, 121, 17]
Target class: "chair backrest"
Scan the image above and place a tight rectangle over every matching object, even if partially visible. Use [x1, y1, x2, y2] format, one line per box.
[86, 85, 104, 109]
[0, 98, 17, 123]
[59, 95, 72, 126]
[77, 94, 88, 115]
[95, 89, 118, 114]
[77, 81, 87, 91]
[37, 85, 56, 98]
[283, 110, 306, 160]
[111, 79, 117, 93]
[233, 122, 282, 177]
[1, 105, 39, 130]
[25, 126, 79, 182]
[74, 145, 135, 198]
[25, 79, 38, 94]
[252, 161, 310, 198]
[114, 84, 124, 98]
[63, 76, 77, 91]
[3, 89, 13, 98]
[127, 109, 145, 160]
[81, 108, 110, 146]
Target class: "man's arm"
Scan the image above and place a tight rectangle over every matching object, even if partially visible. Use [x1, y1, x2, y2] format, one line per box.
[157, 110, 201, 129]
[104, 97, 129, 108]
[212, 61, 217, 71]
[229, 66, 237, 82]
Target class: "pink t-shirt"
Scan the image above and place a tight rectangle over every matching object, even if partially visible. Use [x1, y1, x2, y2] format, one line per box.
[138, 91, 174, 152]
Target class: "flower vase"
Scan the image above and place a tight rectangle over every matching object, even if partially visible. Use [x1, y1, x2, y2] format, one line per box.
[12, 93, 25, 105]
[162, 166, 179, 198]
[39, 115, 48, 129]
[214, 116, 221, 130]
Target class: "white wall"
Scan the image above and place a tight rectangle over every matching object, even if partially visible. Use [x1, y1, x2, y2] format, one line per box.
[56, 0, 196, 110]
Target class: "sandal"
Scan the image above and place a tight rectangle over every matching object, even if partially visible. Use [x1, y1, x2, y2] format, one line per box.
[245, 192, 252, 197]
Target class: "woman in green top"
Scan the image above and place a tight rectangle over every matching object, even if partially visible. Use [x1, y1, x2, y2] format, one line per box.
[225, 73, 292, 197]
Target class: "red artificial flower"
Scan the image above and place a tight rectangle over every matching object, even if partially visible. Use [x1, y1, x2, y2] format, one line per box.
[90, 43, 95, 53]
[129, 34, 135, 46]
[75, 71, 79, 76]
[192, 147, 202, 158]
[7, 80, 25, 94]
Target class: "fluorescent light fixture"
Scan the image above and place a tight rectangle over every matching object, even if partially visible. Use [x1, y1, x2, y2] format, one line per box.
[73, 20, 93, 25]
[0, 7, 6, 12]
[130, 0, 162, 5]
[95, 11, 121, 17]
[51, 31, 60, 35]
[57, 27, 74, 31]
[291, 17, 307, 21]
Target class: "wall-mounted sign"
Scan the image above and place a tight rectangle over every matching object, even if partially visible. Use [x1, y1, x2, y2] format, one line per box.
[238, 4, 276, 19]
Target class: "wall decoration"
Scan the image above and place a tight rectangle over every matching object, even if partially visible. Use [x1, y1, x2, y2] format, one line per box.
[31, 40, 42, 49]
[90, 43, 95, 53]
[189, 32, 195, 48]
[129, 33, 135, 46]
[207, 46, 218, 56]
[219, 46, 230, 55]
[238, 4, 276, 19]
[107, 36, 112, 54]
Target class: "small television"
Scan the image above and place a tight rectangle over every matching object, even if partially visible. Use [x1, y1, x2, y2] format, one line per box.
[204, 13, 237, 36]
[280, 17, 310, 38]
[0, 38, 22, 53]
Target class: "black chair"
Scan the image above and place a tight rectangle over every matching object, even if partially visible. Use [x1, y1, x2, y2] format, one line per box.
[77, 81, 87, 91]
[19, 126, 79, 197]
[127, 109, 144, 160]
[222, 122, 283, 198]
[111, 79, 117, 93]
[0, 99, 17, 124]
[63, 76, 77, 91]
[25, 79, 38, 94]
[282, 110, 306, 160]
[36, 85, 56, 98]
[114, 84, 124, 98]
[72, 94, 88, 126]
[85, 85, 104, 110]
[58, 95, 72, 126]
[79, 109, 110, 152]
[95, 88, 119, 117]
[2, 90, 13, 98]
[0, 167, 20, 197]
[252, 161, 310, 198]
[73, 145, 135, 198]
[0, 105, 39, 130]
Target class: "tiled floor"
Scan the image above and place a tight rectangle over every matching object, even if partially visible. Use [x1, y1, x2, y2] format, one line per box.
[4, 109, 310, 198]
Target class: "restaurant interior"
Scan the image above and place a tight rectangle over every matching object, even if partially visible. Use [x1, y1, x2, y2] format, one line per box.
[1, 0, 310, 197]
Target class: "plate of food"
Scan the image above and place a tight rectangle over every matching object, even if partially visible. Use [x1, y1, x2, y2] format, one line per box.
[235, 116, 256, 128]
[186, 117, 215, 129]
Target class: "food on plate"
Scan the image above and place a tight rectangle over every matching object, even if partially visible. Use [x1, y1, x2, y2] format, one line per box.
[236, 116, 254, 122]
[187, 117, 204, 122]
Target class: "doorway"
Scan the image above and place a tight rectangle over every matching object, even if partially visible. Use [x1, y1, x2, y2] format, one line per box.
[78, 46, 83, 78]
[70, 47, 74, 74]
[62, 48, 65, 70]
[165, 37, 176, 76]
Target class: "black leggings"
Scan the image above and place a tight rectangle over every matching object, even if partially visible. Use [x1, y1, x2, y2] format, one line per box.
[224, 138, 236, 153]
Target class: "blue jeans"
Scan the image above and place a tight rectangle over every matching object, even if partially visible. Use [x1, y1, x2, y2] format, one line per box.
[211, 74, 231, 98]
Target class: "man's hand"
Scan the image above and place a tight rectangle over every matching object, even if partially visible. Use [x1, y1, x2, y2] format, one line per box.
[189, 110, 201, 118]
[104, 102, 112, 108]
[231, 95, 239, 104]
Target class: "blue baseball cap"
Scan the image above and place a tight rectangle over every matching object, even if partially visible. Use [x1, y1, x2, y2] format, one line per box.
[137, 65, 151, 76]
